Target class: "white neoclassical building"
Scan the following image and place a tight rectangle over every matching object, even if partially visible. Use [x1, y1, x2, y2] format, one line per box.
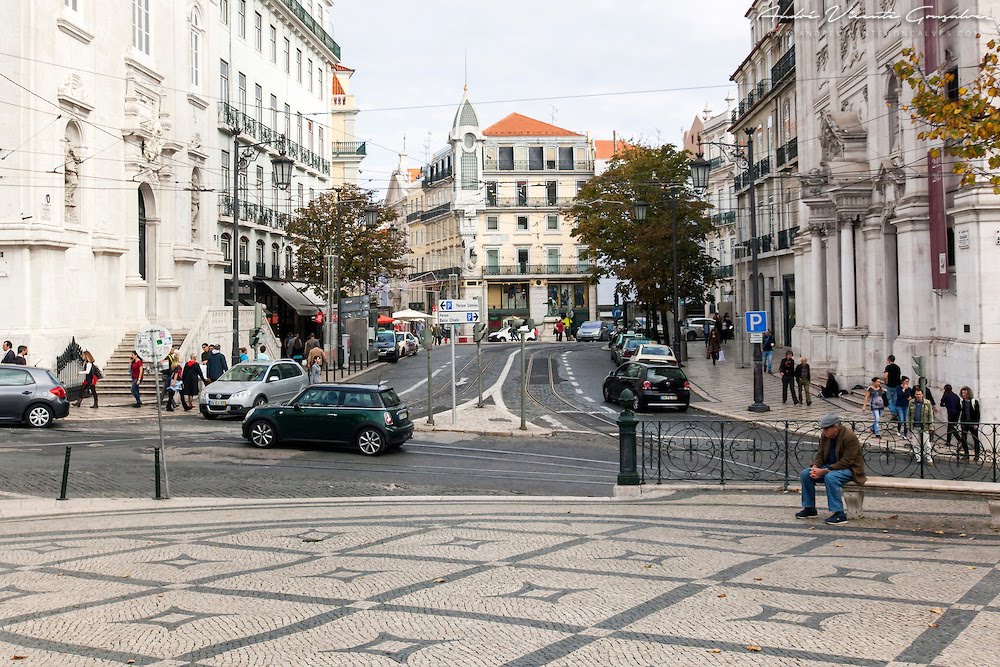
[782, 1, 1000, 418]
[0, 0, 356, 374]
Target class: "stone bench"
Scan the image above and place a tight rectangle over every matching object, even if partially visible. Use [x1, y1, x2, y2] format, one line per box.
[843, 476, 1000, 527]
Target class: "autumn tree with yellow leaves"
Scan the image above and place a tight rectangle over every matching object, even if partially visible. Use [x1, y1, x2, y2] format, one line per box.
[895, 38, 1000, 191]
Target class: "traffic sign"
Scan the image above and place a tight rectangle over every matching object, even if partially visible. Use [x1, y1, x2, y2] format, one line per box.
[439, 299, 479, 312]
[749, 332, 763, 344]
[744, 311, 767, 334]
[612, 307, 623, 319]
[436, 312, 468, 325]
[135, 325, 172, 362]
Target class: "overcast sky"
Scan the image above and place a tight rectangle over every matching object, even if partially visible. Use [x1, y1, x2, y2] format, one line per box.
[330, 1, 748, 195]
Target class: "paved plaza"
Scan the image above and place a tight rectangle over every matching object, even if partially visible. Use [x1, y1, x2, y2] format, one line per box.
[0, 490, 997, 666]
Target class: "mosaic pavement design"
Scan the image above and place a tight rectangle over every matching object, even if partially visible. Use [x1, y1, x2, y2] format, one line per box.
[0, 492, 997, 666]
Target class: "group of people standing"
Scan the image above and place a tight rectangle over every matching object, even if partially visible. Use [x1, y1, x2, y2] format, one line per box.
[1, 340, 29, 365]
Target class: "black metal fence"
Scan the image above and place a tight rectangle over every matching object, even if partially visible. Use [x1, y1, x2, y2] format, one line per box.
[54, 337, 85, 401]
[637, 419, 999, 487]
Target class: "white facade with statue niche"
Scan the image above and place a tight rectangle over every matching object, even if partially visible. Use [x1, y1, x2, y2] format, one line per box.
[0, 0, 351, 375]
[788, 1, 1000, 419]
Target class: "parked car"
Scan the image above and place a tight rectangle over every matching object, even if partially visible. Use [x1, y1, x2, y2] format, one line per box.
[375, 330, 401, 362]
[200, 360, 309, 419]
[632, 344, 678, 367]
[576, 320, 611, 342]
[0, 365, 70, 428]
[684, 316, 718, 341]
[602, 361, 691, 411]
[614, 337, 652, 366]
[610, 331, 640, 360]
[242, 383, 414, 455]
[395, 332, 417, 357]
[488, 326, 538, 342]
[403, 332, 420, 352]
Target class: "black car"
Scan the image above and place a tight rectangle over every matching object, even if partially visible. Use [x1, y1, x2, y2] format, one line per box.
[374, 330, 401, 362]
[602, 361, 690, 411]
[241, 383, 414, 455]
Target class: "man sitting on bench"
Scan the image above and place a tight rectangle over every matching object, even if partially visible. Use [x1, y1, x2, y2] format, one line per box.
[796, 413, 867, 525]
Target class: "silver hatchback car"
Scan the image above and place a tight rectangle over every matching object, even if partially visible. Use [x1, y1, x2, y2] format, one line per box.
[200, 360, 309, 419]
[0, 365, 71, 428]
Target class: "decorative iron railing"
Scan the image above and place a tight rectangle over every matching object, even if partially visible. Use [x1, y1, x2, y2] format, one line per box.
[636, 419, 999, 486]
[54, 337, 85, 400]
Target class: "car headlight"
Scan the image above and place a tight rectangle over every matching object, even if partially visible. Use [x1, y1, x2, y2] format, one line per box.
[230, 390, 249, 400]
[245, 407, 256, 420]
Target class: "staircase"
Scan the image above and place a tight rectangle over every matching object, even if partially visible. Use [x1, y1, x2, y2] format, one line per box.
[99, 331, 188, 405]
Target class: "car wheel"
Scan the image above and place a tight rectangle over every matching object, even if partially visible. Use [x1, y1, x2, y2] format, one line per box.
[25, 404, 53, 428]
[602, 384, 612, 403]
[248, 420, 277, 448]
[252, 396, 267, 408]
[357, 427, 387, 456]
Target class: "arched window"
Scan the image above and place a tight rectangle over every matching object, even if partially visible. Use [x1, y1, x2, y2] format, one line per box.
[284, 246, 293, 276]
[271, 243, 280, 271]
[220, 232, 231, 261]
[255, 239, 265, 274]
[189, 7, 202, 86]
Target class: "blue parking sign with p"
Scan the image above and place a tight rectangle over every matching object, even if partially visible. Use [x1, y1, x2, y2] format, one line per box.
[745, 311, 767, 333]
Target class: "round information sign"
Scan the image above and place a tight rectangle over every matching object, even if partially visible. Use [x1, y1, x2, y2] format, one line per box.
[135, 325, 173, 363]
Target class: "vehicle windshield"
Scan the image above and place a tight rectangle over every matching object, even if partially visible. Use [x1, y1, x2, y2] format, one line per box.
[624, 339, 651, 351]
[376, 332, 395, 343]
[395, 333, 404, 341]
[647, 367, 686, 381]
[380, 389, 402, 407]
[218, 364, 268, 383]
[579, 322, 600, 331]
[638, 346, 673, 356]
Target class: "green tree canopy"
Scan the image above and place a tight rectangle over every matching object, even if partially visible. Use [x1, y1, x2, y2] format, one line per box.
[566, 143, 716, 317]
[285, 184, 408, 299]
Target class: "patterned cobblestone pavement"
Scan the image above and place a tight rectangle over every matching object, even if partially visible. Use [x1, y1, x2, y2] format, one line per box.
[0, 491, 997, 666]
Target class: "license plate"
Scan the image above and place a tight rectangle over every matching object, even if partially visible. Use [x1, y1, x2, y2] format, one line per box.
[398, 411, 408, 421]
[660, 394, 677, 401]
[209, 399, 227, 407]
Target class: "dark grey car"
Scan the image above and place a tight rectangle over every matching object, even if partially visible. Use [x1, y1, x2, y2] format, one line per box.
[0, 365, 71, 428]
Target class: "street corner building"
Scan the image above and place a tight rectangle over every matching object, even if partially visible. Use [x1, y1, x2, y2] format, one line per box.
[385, 90, 604, 336]
[0, 0, 361, 389]
[691, 0, 1000, 420]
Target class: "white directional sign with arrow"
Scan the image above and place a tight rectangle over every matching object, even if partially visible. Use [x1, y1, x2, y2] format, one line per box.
[436, 299, 480, 325]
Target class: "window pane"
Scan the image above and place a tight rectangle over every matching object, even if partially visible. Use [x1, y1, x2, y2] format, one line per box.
[528, 146, 544, 170]
[498, 147, 514, 171]
[487, 215, 498, 230]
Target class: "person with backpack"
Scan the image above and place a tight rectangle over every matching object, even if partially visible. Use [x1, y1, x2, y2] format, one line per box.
[73, 350, 101, 409]
[761, 330, 776, 374]
[959, 386, 982, 462]
[862, 377, 887, 438]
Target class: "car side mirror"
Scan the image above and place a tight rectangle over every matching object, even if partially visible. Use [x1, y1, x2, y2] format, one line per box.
[267, 375, 279, 383]
[293, 402, 302, 411]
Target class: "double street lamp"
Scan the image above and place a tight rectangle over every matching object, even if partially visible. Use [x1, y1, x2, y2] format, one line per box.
[693, 131, 769, 413]
[230, 133, 293, 367]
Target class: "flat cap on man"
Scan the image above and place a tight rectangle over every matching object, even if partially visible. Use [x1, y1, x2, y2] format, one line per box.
[818, 413, 840, 428]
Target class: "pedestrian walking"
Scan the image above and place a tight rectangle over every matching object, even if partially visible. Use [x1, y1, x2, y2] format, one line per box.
[883, 355, 902, 417]
[239, 347, 249, 363]
[283, 332, 296, 359]
[165, 363, 182, 412]
[959, 386, 982, 462]
[722, 313, 734, 343]
[206, 345, 228, 382]
[181, 353, 204, 411]
[303, 333, 319, 356]
[307, 344, 326, 370]
[895, 376, 913, 435]
[796, 413, 865, 525]
[707, 330, 721, 365]
[917, 377, 937, 407]
[906, 388, 935, 464]
[12, 345, 27, 365]
[762, 330, 776, 374]
[129, 351, 144, 408]
[290, 334, 304, 361]
[73, 350, 100, 409]
[1, 341, 14, 364]
[309, 356, 322, 385]
[940, 384, 962, 451]
[554, 319, 564, 342]
[862, 377, 886, 437]
[159, 346, 177, 405]
[257, 345, 270, 361]
[702, 319, 712, 347]
[779, 351, 799, 404]
[795, 355, 812, 406]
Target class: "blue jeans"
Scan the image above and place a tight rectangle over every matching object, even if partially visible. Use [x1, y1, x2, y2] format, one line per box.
[762, 350, 773, 372]
[871, 409, 882, 436]
[131, 379, 141, 406]
[885, 386, 898, 413]
[800, 467, 854, 514]
[894, 404, 907, 433]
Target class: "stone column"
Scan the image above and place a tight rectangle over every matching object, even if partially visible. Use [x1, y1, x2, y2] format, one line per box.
[840, 220, 857, 328]
[810, 227, 825, 327]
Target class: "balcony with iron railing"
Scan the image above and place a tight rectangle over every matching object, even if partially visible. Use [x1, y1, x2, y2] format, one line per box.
[422, 167, 453, 187]
[776, 137, 798, 168]
[708, 156, 724, 171]
[255, 262, 267, 277]
[271, 264, 281, 279]
[493, 160, 594, 172]
[734, 234, 774, 260]
[486, 196, 577, 209]
[331, 141, 366, 157]
[218, 194, 292, 231]
[482, 263, 592, 277]
[405, 210, 423, 223]
[714, 265, 734, 278]
[420, 202, 453, 221]
[239, 260, 251, 275]
[772, 45, 796, 85]
[778, 0, 794, 20]
[777, 226, 800, 250]
[711, 211, 737, 226]
[278, 0, 341, 59]
[218, 103, 330, 175]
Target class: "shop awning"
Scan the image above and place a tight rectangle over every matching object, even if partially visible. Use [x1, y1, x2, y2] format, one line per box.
[258, 279, 326, 316]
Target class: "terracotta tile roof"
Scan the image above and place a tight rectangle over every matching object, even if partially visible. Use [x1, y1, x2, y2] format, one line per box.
[594, 140, 630, 160]
[408, 168, 422, 181]
[331, 75, 345, 96]
[333, 63, 354, 72]
[483, 113, 583, 137]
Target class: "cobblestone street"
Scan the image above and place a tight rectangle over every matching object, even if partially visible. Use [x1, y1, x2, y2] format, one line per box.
[0, 490, 997, 666]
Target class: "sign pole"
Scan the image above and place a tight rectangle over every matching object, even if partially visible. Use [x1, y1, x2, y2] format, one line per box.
[425, 329, 434, 426]
[477, 340, 483, 408]
[136, 326, 173, 500]
[519, 331, 527, 430]
[152, 368, 169, 498]
[451, 329, 456, 425]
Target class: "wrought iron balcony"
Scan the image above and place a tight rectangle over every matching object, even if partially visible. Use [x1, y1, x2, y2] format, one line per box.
[224, 264, 233, 275]
[420, 202, 452, 221]
[239, 260, 251, 275]
[777, 226, 800, 250]
[776, 137, 798, 168]
[486, 196, 576, 209]
[271, 264, 281, 279]
[755, 79, 769, 99]
[218, 194, 292, 231]
[709, 156, 724, 171]
[482, 263, 591, 276]
[778, 0, 794, 21]
[772, 45, 796, 84]
[422, 167, 453, 187]
[714, 265, 734, 278]
[278, 0, 341, 59]
[331, 141, 366, 156]
[218, 102, 329, 175]
[711, 211, 737, 226]
[255, 262, 267, 277]
[753, 157, 771, 180]
[405, 210, 423, 223]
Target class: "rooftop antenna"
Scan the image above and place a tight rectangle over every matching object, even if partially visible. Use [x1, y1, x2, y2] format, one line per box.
[550, 105, 558, 124]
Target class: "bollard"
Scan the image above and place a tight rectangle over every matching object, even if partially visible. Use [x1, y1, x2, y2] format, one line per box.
[617, 389, 640, 485]
[154, 446, 162, 500]
[57, 446, 72, 501]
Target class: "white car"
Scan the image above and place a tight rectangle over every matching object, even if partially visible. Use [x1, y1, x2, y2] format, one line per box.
[632, 344, 679, 367]
[487, 326, 538, 342]
[684, 317, 718, 341]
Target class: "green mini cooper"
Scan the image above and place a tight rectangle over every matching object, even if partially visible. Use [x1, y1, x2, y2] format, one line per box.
[241, 384, 414, 456]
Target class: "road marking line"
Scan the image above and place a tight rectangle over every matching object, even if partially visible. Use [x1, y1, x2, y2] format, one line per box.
[583, 397, 595, 403]
[571, 381, 579, 387]
[540, 415, 566, 429]
[575, 388, 583, 394]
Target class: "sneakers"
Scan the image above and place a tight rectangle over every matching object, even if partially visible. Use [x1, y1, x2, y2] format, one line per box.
[795, 507, 818, 519]
[824, 512, 848, 525]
